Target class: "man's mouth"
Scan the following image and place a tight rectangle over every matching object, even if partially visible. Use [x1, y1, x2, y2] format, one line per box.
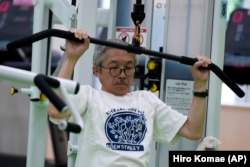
[114, 82, 128, 86]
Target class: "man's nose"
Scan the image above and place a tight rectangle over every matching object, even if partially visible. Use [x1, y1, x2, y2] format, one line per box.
[118, 69, 126, 77]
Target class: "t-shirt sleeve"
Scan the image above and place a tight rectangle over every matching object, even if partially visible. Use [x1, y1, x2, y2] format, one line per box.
[49, 85, 91, 124]
[150, 93, 187, 145]
[68, 85, 90, 115]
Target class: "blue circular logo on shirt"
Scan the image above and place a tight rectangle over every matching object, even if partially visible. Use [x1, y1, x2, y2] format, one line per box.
[105, 111, 147, 144]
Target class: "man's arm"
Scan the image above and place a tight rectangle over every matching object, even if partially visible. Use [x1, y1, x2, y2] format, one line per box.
[178, 55, 211, 140]
[47, 29, 90, 119]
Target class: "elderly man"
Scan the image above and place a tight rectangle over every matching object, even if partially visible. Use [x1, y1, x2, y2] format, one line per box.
[48, 28, 211, 167]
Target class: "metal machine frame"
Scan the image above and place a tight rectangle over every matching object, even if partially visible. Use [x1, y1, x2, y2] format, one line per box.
[5, 0, 98, 167]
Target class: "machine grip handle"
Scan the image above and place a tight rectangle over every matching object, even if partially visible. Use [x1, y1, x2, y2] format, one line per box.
[180, 56, 245, 98]
[7, 29, 84, 50]
[6, 29, 245, 98]
[34, 74, 68, 112]
[58, 120, 81, 133]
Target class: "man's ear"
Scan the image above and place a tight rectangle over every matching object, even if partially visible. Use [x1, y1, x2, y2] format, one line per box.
[92, 65, 99, 76]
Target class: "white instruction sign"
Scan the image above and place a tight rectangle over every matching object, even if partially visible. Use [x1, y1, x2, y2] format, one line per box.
[165, 79, 193, 114]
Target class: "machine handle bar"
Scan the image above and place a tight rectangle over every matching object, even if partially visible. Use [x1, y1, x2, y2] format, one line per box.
[58, 120, 81, 133]
[7, 29, 245, 98]
[34, 74, 68, 112]
[34, 74, 82, 133]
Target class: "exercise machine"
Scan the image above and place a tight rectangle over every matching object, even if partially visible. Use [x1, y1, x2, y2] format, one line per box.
[2, 0, 245, 167]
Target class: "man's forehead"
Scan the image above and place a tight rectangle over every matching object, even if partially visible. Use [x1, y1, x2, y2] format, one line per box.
[106, 59, 135, 64]
[103, 55, 136, 65]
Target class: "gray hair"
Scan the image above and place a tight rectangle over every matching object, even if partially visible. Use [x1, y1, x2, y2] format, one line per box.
[93, 39, 137, 66]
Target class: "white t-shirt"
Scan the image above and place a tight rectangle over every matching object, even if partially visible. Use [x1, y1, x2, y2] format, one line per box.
[56, 85, 187, 167]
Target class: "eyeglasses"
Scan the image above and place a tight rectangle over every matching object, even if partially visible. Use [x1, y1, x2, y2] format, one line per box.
[99, 65, 135, 77]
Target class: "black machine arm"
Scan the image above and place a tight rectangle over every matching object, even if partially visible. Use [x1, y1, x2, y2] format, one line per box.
[7, 29, 245, 98]
[34, 74, 67, 113]
[34, 74, 82, 133]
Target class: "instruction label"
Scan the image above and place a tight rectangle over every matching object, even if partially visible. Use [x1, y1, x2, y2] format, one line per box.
[165, 79, 193, 114]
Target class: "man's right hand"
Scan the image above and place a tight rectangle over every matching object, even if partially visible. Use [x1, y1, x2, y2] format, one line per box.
[65, 28, 90, 62]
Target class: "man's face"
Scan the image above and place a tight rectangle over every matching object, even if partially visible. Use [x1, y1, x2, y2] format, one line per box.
[94, 48, 136, 96]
